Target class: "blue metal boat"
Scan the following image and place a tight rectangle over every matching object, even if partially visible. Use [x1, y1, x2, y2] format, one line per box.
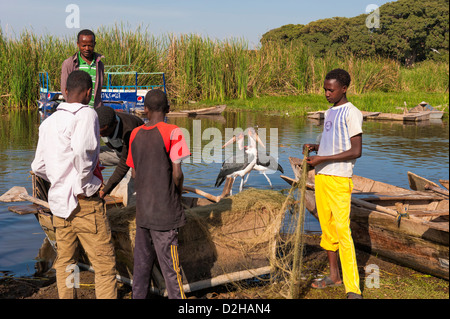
[37, 66, 166, 116]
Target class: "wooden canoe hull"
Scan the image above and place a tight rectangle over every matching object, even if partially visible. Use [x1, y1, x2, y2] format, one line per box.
[408, 110, 444, 119]
[12, 174, 286, 295]
[167, 105, 226, 117]
[288, 157, 449, 280]
[362, 111, 430, 121]
[107, 189, 286, 288]
[305, 188, 449, 280]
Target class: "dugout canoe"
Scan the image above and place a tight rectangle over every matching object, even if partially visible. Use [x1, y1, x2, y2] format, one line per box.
[4, 173, 286, 297]
[408, 103, 445, 120]
[361, 111, 431, 122]
[165, 105, 227, 117]
[307, 110, 432, 122]
[282, 157, 449, 280]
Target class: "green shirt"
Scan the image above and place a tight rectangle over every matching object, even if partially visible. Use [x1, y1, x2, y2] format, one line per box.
[78, 51, 96, 107]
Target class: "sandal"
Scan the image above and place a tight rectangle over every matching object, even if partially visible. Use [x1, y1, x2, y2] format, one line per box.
[346, 292, 363, 299]
[311, 276, 343, 289]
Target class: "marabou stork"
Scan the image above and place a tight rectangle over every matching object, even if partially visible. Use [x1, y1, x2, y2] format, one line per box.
[245, 148, 284, 188]
[215, 129, 260, 194]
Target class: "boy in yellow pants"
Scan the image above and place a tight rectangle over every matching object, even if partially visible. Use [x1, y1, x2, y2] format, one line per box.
[304, 69, 363, 299]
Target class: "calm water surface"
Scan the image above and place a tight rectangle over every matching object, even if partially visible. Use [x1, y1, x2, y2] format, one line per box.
[0, 110, 448, 276]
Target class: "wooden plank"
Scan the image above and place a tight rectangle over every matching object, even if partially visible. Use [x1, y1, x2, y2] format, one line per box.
[104, 195, 124, 207]
[425, 185, 449, 197]
[183, 186, 220, 203]
[280, 175, 296, 186]
[355, 193, 444, 202]
[8, 204, 41, 215]
[0, 186, 28, 202]
[421, 220, 450, 232]
[350, 197, 399, 218]
[19, 194, 50, 209]
[407, 210, 449, 217]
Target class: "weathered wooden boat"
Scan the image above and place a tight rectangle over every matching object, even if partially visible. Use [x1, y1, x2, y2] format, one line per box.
[361, 111, 432, 121]
[281, 157, 449, 280]
[306, 111, 326, 120]
[133, 104, 227, 118]
[2, 174, 286, 296]
[307, 110, 433, 122]
[165, 105, 227, 117]
[408, 102, 445, 120]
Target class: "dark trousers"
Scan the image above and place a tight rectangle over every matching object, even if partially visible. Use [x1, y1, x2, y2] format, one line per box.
[132, 226, 186, 299]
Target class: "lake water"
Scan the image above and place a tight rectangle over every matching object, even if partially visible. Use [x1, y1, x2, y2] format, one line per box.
[0, 110, 448, 277]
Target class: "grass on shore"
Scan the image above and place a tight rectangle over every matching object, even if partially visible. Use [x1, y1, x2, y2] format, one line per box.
[1, 24, 449, 108]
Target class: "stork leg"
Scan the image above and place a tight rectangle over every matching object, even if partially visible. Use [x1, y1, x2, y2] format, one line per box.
[239, 176, 245, 192]
[244, 172, 250, 184]
[229, 177, 236, 196]
[262, 172, 273, 188]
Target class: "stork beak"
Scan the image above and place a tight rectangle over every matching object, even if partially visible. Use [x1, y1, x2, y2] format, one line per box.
[254, 132, 266, 149]
[222, 135, 236, 148]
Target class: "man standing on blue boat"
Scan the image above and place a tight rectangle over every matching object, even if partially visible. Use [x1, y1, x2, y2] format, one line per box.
[61, 29, 104, 108]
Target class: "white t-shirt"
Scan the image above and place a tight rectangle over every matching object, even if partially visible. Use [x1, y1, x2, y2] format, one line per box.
[315, 102, 363, 178]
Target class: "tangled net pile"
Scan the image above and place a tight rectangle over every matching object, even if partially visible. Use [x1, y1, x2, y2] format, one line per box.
[106, 180, 320, 298]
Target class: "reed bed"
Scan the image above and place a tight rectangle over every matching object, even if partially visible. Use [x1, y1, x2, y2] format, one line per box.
[0, 25, 448, 108]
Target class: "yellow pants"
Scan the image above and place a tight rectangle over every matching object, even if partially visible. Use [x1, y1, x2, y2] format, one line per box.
[315, 174, 361, 295]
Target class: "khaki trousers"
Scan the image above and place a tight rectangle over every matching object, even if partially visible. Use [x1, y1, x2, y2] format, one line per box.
[52, 196, 117, 299]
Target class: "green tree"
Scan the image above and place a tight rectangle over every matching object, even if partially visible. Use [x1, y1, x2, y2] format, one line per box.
[261, 0, 449, 65]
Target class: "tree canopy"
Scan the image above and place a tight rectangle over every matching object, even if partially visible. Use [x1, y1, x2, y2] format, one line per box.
[261, 0, 449, 65]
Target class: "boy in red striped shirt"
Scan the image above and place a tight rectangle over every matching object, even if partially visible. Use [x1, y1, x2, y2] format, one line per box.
[126, 89, 190, 299]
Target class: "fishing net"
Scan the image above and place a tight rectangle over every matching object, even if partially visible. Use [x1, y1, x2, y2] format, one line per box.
[30, 170, 324, 298]
[106, 188, 289, 289]
[266, 173, 321, 299]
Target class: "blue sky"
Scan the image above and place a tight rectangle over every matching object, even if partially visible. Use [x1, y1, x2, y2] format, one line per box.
[1, 0, 394, 47]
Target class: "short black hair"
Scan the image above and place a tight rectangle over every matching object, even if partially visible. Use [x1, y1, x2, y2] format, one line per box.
[77, 29, 96, 42]
[66, 70, 92, 95]
[95, 105, 117, 128]
[325, 69, 351, 87]
[144, 89, 169, 113]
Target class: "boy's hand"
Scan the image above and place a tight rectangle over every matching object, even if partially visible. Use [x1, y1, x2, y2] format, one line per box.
[303, 144, 318, 153]
[306, 155, 323, 167]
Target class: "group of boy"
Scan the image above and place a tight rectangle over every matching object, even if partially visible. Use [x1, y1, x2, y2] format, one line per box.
[31, 29, 364, 299]
[32, 30, 190, 299]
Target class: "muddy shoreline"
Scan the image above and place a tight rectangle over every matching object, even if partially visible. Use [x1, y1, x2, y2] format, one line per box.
[1, 240, 448, 300]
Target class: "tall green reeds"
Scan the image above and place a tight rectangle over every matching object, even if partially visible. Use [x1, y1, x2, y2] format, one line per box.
[0, 24, 448, 109]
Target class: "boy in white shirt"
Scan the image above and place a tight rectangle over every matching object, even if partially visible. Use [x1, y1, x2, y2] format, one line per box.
[304, 69, 363, 299]
[32, 70, 117, 299]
